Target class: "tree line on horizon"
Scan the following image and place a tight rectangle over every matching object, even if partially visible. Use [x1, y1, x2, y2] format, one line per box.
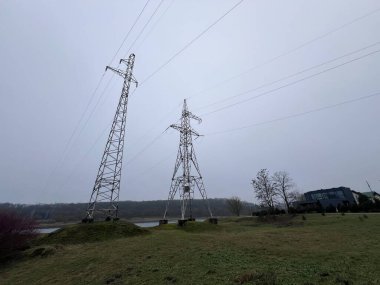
[0, 198, 258, 223]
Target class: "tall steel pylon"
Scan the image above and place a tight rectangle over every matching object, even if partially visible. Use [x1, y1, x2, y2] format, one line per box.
[160, 99, 216, 226]
[83, 54, 137, 222]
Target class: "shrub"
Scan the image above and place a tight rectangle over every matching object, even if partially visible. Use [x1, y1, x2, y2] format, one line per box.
[0, 210, 37, 260]
[325, 205, 336, 213]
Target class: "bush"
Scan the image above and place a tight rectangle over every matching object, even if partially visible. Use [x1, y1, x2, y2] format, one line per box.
[325, 205, 336, 213]
[0, 210, 37, 260]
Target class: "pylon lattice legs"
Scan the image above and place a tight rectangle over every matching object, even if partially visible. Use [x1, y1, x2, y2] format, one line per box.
[162, 99, 213, 222]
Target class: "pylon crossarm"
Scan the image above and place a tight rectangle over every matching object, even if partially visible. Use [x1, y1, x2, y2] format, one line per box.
[189, 128, 200, 137]
[105, 66, 126, 78]
[170, 124, 182, 132]
[187, 111, 202, 123]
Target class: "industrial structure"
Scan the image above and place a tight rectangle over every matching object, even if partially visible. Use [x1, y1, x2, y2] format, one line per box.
[160, 99, 217, 226]
[83, 54, 138, 222]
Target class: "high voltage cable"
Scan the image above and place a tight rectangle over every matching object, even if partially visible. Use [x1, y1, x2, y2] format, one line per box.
[117, 4, 380, 166]
[125, 128, 169, 166]
[200, 49, 380, 117]
[50, 2, 178, 194]
[195, 42, 380, 112]
[115, 8, 380, 178]
[63, 0, 151, 156]
[67, 0, 165, 150]
[42, 1, 151, 192]
[139, 0, 245, 87]
[130, 4, 379, 149]
[108, 0, 151, 66]
[57, 123, 111, 192]
[123, 0, 165, 58]
[126, 101, 182, 148]
[187, 6, 380, 101]
[122, 46, 380, 177]
[124, 122, 206, 192]
[126, 151, 177, 188]
[206, 91, 380, 136]
[126, 132, 204, 186]
[72, 1, 164, 144]
[134, 0, 175, 53]
[73, 75, 117, 143]
[60, 73, 105, 157]
[45, 3, 380, 196]
[57, 103, 180, 193]
[104, 0, 246, 169]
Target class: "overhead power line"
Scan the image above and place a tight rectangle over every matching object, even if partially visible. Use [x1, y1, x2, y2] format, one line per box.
[123, 0, 165, 58]
[128, 151, 176, 180]
[65, 0, 151, 154]
[134, 0, 175, 53]
[60, 0, 152, 157]
[201, 49, 380, 117]
[126, 100, 182, 148]
[196, 42, 380, 112]
[69, 0, 167, 148]
[42, 1, 151, 193]
[108, 0, 151, 66]
[73, 1, 166, 142]
[139, 0, 245, 86]
[57, 122, 111, 192]
[206, 91, 380, 136]
[187, 6, 380, 101]
[62, 0, 151, 155]
[125, 127, 169, 166]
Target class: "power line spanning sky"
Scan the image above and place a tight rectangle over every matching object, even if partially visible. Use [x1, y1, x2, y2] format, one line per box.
[0, 0, 379, 204]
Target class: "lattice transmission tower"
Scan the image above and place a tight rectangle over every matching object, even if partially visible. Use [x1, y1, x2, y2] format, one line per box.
[160, 99, 217, 226]
[83, 53, 138, 222]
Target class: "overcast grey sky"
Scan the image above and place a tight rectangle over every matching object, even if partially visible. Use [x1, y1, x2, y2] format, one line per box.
[1, 0, 379, 204]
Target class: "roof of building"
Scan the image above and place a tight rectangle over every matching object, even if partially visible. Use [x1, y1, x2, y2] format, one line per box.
[305, 187, 351, 194]
[362, 191, 380, 198]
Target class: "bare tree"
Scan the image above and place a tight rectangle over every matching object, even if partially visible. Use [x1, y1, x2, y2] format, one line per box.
[251, 169, 276, 211]
[226, 196, 243, 216]
[293, 191, 305, 201]
[272, 171, 297, 213]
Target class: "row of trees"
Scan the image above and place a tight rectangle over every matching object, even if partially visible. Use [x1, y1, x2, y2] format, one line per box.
[251, 169, 299, 213]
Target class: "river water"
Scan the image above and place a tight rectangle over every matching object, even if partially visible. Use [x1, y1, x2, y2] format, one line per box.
[37, 218, 206, 233]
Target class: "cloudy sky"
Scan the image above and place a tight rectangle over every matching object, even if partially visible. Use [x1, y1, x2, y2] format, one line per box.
[1, 0, 379, 204]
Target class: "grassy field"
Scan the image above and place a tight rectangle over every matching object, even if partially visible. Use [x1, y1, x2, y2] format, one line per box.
[1, 213, 379, 285]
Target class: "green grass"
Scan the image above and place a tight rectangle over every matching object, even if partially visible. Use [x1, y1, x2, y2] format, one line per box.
[1, 214, 380, 284]
[34, 220, 149, 245]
